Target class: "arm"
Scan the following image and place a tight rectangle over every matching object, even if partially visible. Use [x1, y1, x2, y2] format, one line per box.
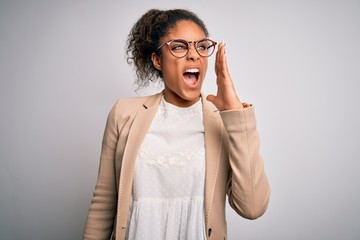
[207, 41, 270, 219]
[83, 101, 120, 240]
[221, 107, 270, 219]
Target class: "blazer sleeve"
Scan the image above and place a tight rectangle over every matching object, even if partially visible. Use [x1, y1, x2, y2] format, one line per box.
[220, 106, 271, 219]
[83, 101, 120, 240]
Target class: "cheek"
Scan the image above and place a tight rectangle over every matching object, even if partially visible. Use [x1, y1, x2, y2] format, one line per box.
[202, 60, 209, 78]
[161, 60, 183, 79]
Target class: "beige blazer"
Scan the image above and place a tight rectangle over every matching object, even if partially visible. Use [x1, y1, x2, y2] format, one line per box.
[83, 92, 270, 240]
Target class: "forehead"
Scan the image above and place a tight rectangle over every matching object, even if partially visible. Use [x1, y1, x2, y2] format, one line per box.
[163, 20, 207, 42]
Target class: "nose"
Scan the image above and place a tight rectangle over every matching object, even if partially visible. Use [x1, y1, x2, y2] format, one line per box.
[186, 43, 200, 61]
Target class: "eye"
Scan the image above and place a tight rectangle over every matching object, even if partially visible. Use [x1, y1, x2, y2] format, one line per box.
[170, 40, 188, 52]
[172, 45, 185, 50]
[197, 43, 207, 51]
[196, 39, 215, 55]
[197, 41, 210, 51]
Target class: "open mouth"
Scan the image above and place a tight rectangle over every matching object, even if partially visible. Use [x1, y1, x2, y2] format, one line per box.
[183, 68, 199, 86]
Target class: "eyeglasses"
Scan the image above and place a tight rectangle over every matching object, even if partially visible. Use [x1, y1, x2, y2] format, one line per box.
[156, 38, 217, 58]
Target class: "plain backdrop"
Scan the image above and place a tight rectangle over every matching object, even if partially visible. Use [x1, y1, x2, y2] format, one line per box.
[1, 0, 359, 239]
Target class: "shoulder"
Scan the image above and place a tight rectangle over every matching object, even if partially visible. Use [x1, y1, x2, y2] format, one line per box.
[109, 92, 162, 117]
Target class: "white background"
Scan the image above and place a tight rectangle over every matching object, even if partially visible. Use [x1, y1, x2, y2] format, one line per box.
[1, 0, 359, 239]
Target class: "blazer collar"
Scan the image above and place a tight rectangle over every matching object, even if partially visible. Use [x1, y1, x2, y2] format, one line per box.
[142, 91, 163, 110]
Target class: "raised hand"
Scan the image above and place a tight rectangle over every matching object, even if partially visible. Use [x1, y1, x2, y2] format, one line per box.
[206, 41, 245, 111]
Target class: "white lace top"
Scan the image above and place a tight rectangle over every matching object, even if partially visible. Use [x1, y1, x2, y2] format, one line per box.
[126, 97, 206, 240]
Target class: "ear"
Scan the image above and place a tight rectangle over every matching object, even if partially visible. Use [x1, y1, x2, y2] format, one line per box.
[151, 53, 162, 71]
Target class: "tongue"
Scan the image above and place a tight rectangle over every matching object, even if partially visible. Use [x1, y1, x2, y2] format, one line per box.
[184, 73, 197, 85]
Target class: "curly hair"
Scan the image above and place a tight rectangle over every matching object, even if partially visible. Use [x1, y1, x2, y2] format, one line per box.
[126, 9, 209, 89]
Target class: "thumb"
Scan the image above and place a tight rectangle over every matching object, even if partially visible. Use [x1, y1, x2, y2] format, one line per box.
[206, 94, 216, 103]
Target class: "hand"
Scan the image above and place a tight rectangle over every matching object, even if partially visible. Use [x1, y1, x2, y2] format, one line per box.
[206, 41, 243, 111]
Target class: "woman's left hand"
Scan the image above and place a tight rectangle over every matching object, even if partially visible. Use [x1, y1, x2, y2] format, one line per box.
[206, 41, 244, 111]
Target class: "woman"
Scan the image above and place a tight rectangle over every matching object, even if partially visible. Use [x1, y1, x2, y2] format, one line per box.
[83, 8, 270, 240]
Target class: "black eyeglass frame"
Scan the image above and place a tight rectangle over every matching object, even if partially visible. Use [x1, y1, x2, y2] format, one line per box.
[156, 38, 217, 58]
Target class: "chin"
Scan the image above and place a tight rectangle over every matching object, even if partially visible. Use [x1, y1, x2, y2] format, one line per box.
[181, 89, 202, 101]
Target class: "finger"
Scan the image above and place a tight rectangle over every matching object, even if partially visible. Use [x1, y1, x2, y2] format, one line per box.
[215, 41, 225, 75]
[206, 94, 216, 103]
[217, 41, 229, 79]
[220, 41, 228, 68]
[217, 41, 226, 60]
[215, 43, 221, 73]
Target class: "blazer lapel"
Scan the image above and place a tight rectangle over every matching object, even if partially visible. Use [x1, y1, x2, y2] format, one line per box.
[202, 95, 223, 225]
[116, 93, 162, 236]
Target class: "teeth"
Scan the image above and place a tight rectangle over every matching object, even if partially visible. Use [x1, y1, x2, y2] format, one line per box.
[185, 68, 199, 73]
